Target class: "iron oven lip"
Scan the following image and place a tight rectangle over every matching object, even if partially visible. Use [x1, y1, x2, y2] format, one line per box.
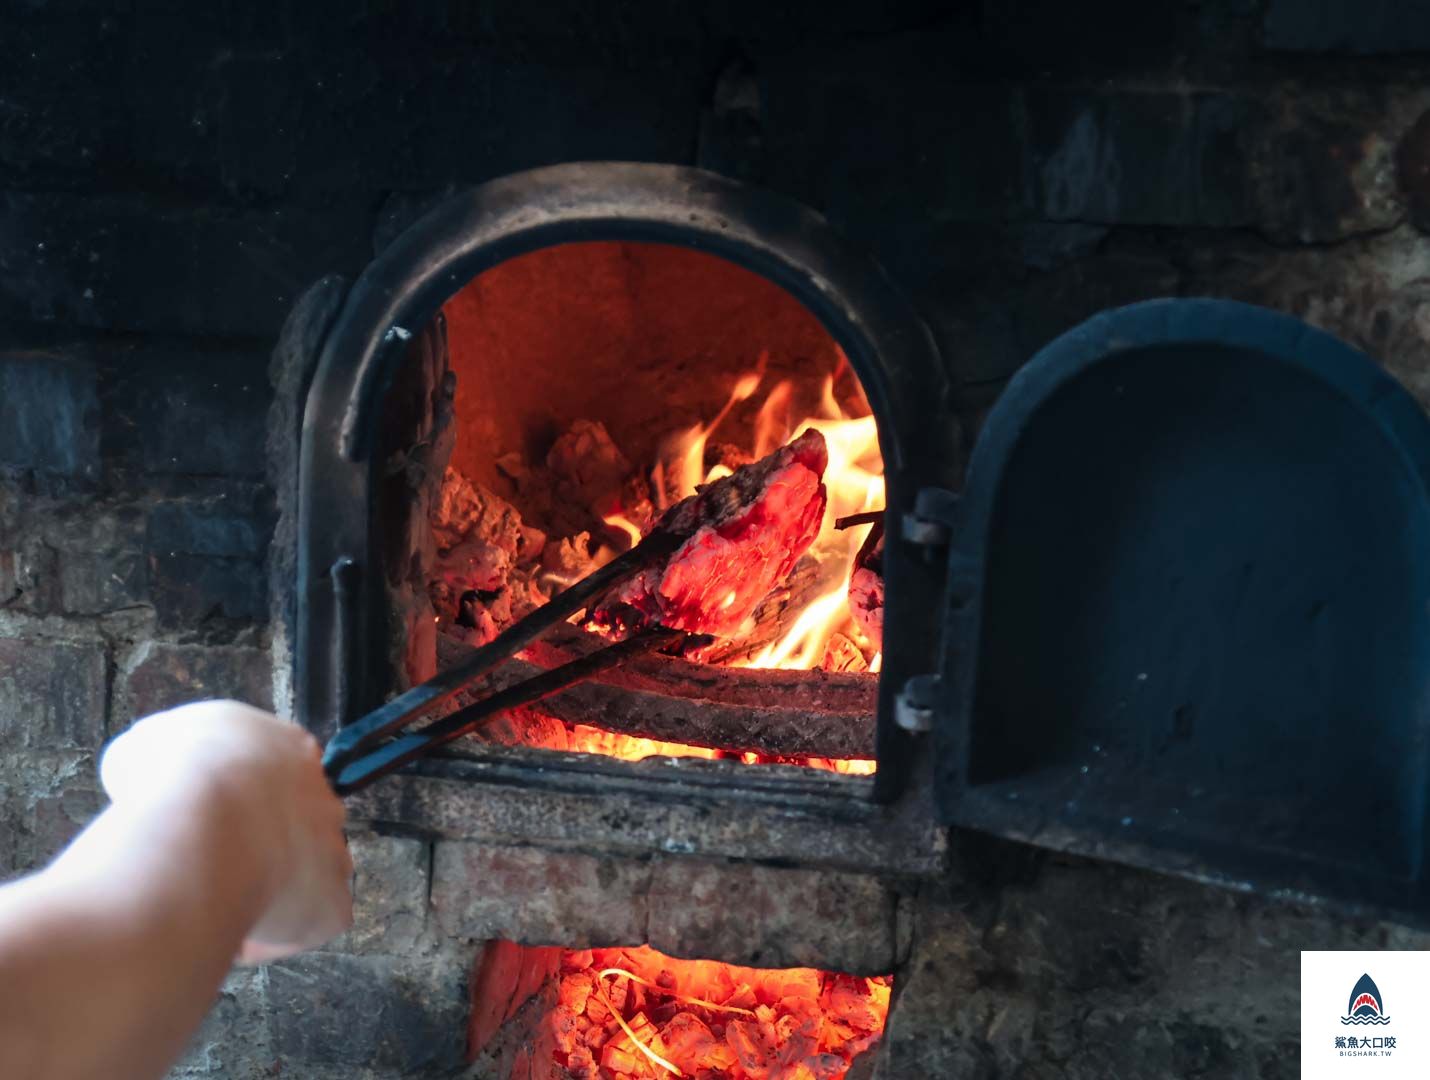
[294, 161, 958, 803]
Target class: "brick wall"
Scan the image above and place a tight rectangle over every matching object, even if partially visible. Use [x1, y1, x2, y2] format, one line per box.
[3, 2, 1430, 1077]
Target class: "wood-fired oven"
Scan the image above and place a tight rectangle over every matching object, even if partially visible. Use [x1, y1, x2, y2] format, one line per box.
[271, 162, 1430, 1078]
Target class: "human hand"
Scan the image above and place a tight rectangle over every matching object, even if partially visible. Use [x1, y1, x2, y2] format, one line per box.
[99, 700, 353, 964]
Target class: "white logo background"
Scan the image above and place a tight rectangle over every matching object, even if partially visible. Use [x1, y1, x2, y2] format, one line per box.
[1303, 951, 1430, 1080]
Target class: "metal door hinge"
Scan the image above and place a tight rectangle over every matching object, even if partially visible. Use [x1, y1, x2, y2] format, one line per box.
[902, 487, 959, 548]
[895, 674, 942, 733]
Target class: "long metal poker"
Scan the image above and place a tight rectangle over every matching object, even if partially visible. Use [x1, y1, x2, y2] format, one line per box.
[327, 627, 685, 794]
[322, 529, 682, 788]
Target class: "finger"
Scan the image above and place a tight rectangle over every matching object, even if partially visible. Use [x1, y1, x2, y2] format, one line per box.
[328, 839, 356, 907]
[286, 878, 352, 952]
[98, 726, 159, 802]
[237, 938, 301, 967]
[336, 834, 355, 877]
[300, 793, 345, 837]
[323, 845, 356, 936]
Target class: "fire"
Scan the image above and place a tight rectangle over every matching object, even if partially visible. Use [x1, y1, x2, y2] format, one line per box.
[654, 368, 764, 510]
[576, 360, 883, 776]
[540, 945, 891, 1079]
[627, 359, 885, 680]
[564, 728, 877, 776]
[752, 380, 795, 459]
[568, 725, 721, 762]
[604, 512, 646, 551]
[688, 369, 885, 676]
[811, 757, 877, 776]
[739, 369, 883, 679]
[748, 584, 850, 670]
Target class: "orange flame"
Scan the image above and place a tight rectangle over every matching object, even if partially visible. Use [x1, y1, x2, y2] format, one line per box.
[748, 583, 850, 669]
[656, 368, 763, 508]
[745, 378, 884, 676]
[568, 725, 721, 762]
[603, 511, 645, 551]
[583, 359, 883, 776]
[752, 379, 795, 459]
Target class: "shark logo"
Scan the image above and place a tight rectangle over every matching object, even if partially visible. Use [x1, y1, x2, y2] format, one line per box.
[1342, 973, 1391, 1025]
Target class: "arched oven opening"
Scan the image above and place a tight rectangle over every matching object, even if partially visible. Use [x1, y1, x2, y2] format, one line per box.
[388, 240, 884, 771]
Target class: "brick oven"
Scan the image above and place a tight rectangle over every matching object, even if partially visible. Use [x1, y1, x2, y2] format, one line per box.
[4, 4, 1430, 1079]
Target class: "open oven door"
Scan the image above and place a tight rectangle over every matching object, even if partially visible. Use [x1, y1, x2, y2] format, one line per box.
[929, 298, 1430, 921]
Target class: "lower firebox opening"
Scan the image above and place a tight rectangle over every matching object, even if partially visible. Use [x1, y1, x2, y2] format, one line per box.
[469, 940, 892, 1080]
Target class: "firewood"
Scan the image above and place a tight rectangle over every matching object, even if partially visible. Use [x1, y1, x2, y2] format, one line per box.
[439, 629, 876, 759]
[593, 429, 829, 640]
[833, 509, 882, 530]
[848, 522, 884, 650]
[821, 633, 868, 674]
[696, 553, 829, 665]
[521, 623, 874, 715]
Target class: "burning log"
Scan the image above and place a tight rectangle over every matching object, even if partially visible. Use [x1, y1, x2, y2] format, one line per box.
[438, 628, 876, 759]
[847, 523, 884, 651]
[522, 623, 871, 716]
[594, 429, 829, 641]
[698, 554, 829, 666]
[820, 634, 868, 674]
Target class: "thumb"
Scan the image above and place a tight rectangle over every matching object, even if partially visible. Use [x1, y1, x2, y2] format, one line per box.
[98, 722, 150, 804]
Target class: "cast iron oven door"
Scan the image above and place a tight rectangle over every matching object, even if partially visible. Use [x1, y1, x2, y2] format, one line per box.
[930, 299, 1430, 922]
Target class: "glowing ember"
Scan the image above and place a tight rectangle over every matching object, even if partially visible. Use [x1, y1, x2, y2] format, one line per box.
[562, 727, 876, 776]
[568, 726, 720, 762]
[540, 946, 890, 1079]
[595, 429, 830, 641]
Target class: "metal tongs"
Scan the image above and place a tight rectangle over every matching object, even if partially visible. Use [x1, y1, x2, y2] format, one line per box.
[322, 529, 685, 795]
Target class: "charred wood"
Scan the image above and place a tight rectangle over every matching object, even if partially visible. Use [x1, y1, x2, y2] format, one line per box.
[439, 626, 877, 759]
